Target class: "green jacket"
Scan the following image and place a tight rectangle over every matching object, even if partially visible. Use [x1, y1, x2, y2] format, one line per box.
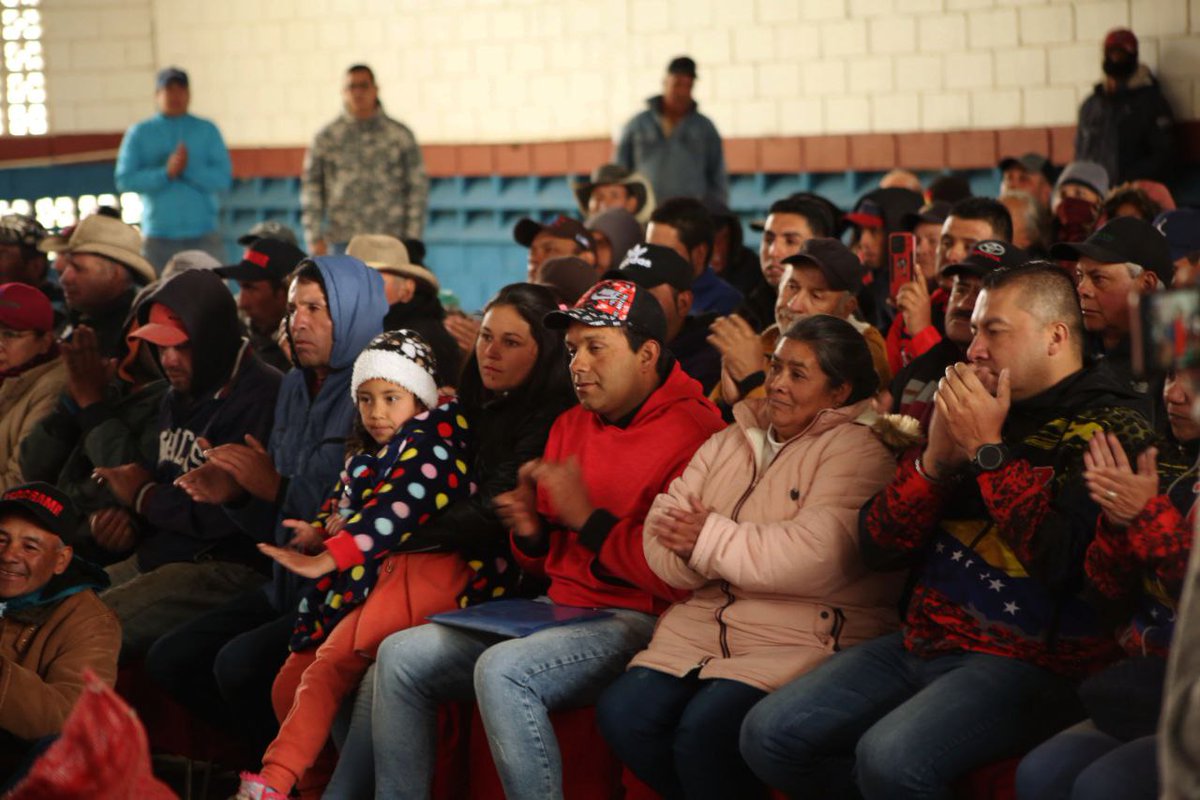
[19, 379, 166, 546]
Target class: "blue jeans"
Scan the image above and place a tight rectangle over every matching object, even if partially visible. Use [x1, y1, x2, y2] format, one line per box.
[143, 230, 227, 274]
[596, 666, 767, 800]
[1015, 721, 1158, 800]
[740, 632, 1081, 800]
[323, 610, 656, 800]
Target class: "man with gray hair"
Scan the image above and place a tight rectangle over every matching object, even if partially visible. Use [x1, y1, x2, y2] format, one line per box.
[40, 215, 156, 359]
[1051, 215, 1173, 425]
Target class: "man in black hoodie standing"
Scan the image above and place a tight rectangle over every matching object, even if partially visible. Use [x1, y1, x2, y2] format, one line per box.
[1075, 28, 1174, 183]
[93, 268, 282, 660]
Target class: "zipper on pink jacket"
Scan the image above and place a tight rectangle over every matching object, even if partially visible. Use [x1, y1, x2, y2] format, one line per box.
[714, 433, 803, 661]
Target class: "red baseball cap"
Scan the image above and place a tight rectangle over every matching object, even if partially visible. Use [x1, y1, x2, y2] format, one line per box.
[129, 303, 189, 347]
[1104, 28, 1138, 55]
[0, 282, 53, 333]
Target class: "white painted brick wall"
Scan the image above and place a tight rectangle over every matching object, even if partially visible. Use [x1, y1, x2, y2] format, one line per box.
[872, 92, 922, 131]
[29, 0, 1199, 147]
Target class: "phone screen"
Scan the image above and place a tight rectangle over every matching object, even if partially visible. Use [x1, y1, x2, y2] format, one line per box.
[1132, 287, 1200, 378]
[888, 233, 916, 299]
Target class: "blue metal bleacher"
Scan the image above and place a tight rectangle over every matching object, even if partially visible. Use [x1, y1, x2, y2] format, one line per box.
[3, 160, 1198, 313]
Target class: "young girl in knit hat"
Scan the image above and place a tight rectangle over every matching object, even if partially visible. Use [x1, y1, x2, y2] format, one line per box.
[236, 330, 489, 800]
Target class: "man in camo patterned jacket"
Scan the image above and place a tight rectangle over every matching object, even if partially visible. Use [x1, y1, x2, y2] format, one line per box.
[301, 64, 429, 256]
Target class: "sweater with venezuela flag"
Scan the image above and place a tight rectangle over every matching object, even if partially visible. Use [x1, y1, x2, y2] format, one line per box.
[860, 364, 1155, 678]
[513, 362, 725, 614]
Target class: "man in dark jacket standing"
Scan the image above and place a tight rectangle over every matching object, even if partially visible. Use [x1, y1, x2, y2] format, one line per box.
[616, 56, 727, 206]
[95, 268, 282, 660]
[1075, 28, 1174, 183]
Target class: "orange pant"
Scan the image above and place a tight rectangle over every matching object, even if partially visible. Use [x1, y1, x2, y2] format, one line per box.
[261, 552, 471, 797]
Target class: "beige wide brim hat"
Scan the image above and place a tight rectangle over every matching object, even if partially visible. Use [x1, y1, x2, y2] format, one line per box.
[346, 234, 440, 293]
[38, 214, 156, 284]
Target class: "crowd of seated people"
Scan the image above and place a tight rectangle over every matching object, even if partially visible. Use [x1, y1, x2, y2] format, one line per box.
[0, 62, 1199, 800]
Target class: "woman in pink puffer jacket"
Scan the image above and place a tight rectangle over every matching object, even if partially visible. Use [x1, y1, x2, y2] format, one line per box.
[597, 314, 918, 800]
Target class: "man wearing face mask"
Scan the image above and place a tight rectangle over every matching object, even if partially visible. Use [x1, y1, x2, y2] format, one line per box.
[1075, 28, 1174, 184]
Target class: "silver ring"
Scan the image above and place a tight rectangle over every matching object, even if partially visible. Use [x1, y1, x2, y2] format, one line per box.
[1106, 490, 1118, 499]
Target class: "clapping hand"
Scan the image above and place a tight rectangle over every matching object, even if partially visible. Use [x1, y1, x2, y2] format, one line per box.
[61, 326, 114, 408]
[198, 435, 280, 502]
[1083, 431, 1159, 527]
[258, 542, 336, 578]
[495, 461, 542, 539]
[654, 495, 709, 562]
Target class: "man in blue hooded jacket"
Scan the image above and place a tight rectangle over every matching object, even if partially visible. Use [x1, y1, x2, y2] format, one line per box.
[145, 255, 386, 751]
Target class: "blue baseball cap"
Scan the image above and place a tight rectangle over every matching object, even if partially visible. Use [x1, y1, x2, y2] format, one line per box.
[156, 67, 188, 90]
[1155, 210, 1200, 262]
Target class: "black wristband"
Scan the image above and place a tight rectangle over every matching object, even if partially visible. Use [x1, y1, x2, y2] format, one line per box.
[735, 370, 766, 397]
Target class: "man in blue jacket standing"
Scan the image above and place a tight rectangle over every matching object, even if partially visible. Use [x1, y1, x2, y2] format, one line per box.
[144, 256, 386, 753]
[115, 67, 232, 273]
[616, 56, 728, 207]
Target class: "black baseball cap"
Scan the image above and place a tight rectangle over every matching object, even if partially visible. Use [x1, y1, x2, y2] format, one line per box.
[216, 238, 308, 282]
[545, 279, 668, 343]
[237, 220, 299, 248]
[0, 482, 79, 542]
[1049, 216, 1173, 284]
[667, 56, 696, 77]
[999, 152, 1055, 183]
[514, 215, 594, 253]
[943, 240, 1031, 280]
[782, 238, 867, 292]
[604, 243, 693, 292]
[902, 201, 951, 231]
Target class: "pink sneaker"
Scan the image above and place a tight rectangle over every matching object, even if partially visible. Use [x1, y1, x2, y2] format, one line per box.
[232, 772, 288, 800]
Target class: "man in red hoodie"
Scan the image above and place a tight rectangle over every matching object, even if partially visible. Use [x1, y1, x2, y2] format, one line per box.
[326, 279, 725, 799]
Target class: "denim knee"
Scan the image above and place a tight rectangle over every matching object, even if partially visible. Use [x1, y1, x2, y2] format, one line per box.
[473, 638, 530, 698]
[854, 718, 917, 797]
[739, 694, 799, 786]
[375, 625, 447, 697]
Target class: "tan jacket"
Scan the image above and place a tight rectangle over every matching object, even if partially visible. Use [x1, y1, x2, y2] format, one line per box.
[0, 357, 66, 492]
[633, 397, 904, 692]
[0, 585, 120, 742]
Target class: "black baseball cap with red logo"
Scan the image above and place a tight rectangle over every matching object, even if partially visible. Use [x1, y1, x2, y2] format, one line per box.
[544, 279, 668, 343]
[215, 238, 308, 282]
[942, 240, 1031, 280]
[0, 482, 79, 541]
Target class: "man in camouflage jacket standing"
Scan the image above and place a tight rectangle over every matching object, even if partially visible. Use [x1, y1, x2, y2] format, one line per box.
[301, 64, 429, 255]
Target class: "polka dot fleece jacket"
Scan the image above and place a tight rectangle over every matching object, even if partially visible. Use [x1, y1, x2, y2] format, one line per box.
[289, 399, 476, 651]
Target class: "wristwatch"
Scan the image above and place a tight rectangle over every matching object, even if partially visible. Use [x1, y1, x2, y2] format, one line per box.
[971, 443, 1010, 473]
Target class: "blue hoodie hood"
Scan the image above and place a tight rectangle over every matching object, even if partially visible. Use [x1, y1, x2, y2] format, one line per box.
[313, 255, 388, 371]
[249, 255, 388, 610]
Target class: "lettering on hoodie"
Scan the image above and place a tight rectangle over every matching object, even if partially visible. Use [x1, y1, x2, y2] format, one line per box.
[158, 427, 206, 473]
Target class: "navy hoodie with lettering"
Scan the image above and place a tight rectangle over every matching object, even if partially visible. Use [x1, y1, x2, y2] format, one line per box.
[134, 269, 283, 571]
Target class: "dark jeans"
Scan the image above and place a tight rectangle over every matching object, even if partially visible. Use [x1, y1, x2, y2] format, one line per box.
[596, 667, 767, 800]
[740, 632, 1082, 800]
[145, 587, 294, 753]
[1015, 721, 1158, 800]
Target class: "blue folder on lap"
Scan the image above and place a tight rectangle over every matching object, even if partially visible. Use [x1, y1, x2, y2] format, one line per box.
[426, 599, 613, 638]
